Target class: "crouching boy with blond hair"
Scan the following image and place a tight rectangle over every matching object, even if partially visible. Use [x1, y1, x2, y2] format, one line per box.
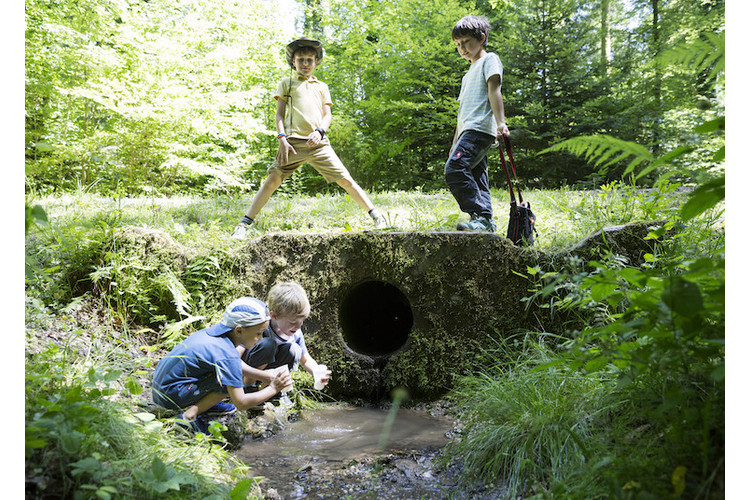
[242, 282, 331, 390]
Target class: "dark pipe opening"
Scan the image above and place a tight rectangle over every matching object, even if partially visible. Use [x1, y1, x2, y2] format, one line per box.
[339, 280, 413, 356]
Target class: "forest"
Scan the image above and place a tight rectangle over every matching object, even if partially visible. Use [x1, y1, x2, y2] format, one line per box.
[25, 0, 726, 499]
[25, 0, 725, 195]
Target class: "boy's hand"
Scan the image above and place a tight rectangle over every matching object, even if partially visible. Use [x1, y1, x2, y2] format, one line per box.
[276, 138, 297, 166]
[270, 366, 292, 392]
[306, 129, 323, 146]
[497, 122, 510, 138]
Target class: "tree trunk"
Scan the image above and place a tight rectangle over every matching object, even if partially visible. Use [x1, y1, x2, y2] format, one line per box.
[651, 0, 661, 153]
[600, 0, 611, 75]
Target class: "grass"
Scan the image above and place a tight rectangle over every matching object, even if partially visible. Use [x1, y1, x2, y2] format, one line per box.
[441, 334, 621, 498]
[441, 330, 724, 499]
[32, 180, 688, 254]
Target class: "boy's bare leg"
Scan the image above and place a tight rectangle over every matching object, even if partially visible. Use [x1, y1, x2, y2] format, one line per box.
[182, 393, 226, 421]
[245, 170, 284, 220]
[336, 177, 374, 212]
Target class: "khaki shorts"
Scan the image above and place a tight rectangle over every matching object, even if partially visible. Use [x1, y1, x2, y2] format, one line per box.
[269, 138, 353, 183]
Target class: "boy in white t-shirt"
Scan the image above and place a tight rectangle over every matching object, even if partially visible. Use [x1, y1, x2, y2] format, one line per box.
[446, 15, 510, 232]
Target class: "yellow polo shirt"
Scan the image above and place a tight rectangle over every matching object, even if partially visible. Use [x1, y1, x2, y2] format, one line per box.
[275, 75, 332, 140]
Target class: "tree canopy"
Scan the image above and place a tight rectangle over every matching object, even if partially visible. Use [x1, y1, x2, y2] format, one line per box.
[25, 0, 725, 195]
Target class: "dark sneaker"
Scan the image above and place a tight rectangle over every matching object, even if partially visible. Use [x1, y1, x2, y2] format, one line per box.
[176, 413, 210, 435]
[204, 401, 237, 416]
[457, 214, 495, 232]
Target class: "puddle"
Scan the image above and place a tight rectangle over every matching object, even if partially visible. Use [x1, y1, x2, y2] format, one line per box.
[235, 405, 463, 499]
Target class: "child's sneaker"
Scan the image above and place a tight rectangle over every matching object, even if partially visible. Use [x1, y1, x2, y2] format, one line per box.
[204, 401, 237, 416]
[374, 214, 387, 229]
[457, 214, 495, 232]
[369, 208, 387, 229]
[231, 223, 248, 240]
[176, 413, 210, 435]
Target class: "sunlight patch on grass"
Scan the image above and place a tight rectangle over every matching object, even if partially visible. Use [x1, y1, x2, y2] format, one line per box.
[36, 183, 688, 252]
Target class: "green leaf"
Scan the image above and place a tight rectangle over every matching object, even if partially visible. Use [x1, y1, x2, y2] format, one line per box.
[32, 142, 55, 152]
[25, 438, 48, 449]
[151, 457, 168, 481]
[681, 176, 724, 221]
[584, 356, 609, 373]
[134, 412, 156, 422]
[229, 478, 258, 500]
[125, 376, 144, 395]
[590, 282, 618, 302]
[661, 277, 704, 318]
[694, 116, 725, 134]
[710, 363, 724, 381]
[619, 268, 647, 287]
[60, 430, 86, 454]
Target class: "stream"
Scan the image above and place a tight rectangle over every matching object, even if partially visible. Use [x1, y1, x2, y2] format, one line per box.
[235, 405, 503, 499]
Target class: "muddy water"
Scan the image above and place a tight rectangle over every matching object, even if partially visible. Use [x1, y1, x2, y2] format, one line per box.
[235, 406, 467, 499]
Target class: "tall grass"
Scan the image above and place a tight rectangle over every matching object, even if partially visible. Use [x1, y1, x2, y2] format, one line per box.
[441, 335, 621, 498]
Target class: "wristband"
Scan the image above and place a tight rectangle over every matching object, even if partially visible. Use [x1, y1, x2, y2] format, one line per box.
[277, 133, 287, 139]
[315, 128, 326, 138]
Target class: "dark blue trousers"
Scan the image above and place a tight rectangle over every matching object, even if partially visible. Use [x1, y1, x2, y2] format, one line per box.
[444, 130, 495, 219]
[242, 337, 295, 370]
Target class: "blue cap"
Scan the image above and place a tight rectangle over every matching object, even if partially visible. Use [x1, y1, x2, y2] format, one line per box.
[205, 297, 271, 337]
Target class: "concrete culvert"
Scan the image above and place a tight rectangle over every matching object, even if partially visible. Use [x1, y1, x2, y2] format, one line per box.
[114, 224, 664, 402]
[339, 280, 413, 357]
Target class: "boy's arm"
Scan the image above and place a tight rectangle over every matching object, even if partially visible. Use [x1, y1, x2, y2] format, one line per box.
[240, 358, 275, 386]
[226, 368, 290, 411]
[306, 103, 334, 146]
[487, 74, 509, 138]
[299, 352, 318, 374]
[275, 98, 297, 166]
[235, 344, 276, 386]
[299, 353, 331, 384]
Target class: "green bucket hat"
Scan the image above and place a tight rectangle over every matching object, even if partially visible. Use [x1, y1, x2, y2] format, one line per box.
[285, 37, 324, 68]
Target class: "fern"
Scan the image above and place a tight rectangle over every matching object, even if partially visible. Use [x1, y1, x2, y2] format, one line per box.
[539, 135, 653, 175]
[660, 30, 725, 83]
[162, 314, 206, 348]
[156, 269, 192, 317]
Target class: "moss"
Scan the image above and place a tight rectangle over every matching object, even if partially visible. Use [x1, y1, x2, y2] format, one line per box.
[101, 225, 663, 402]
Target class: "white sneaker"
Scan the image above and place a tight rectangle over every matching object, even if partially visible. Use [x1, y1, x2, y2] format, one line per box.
[369, 209, 387, 229]
[231, 223, 248, 240]
[374, 215, 387, 229]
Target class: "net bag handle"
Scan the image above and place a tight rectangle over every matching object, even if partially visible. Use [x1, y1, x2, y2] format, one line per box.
[498, 135, 523, 205]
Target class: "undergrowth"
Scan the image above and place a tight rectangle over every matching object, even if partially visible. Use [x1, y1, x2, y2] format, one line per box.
[441, 206, 725, 499]
[24, 183, 719, 498]
[24, 297, 261, 499]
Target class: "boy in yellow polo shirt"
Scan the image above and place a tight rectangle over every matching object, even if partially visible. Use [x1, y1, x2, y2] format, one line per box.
[232, 37, 386, 238]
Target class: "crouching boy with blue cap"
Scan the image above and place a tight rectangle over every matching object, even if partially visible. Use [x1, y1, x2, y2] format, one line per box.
[151, 296, 291, 434]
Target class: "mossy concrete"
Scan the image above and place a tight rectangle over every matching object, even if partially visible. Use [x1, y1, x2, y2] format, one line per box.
[116, 222, 664, 403]
[231, 231, 545, 401]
